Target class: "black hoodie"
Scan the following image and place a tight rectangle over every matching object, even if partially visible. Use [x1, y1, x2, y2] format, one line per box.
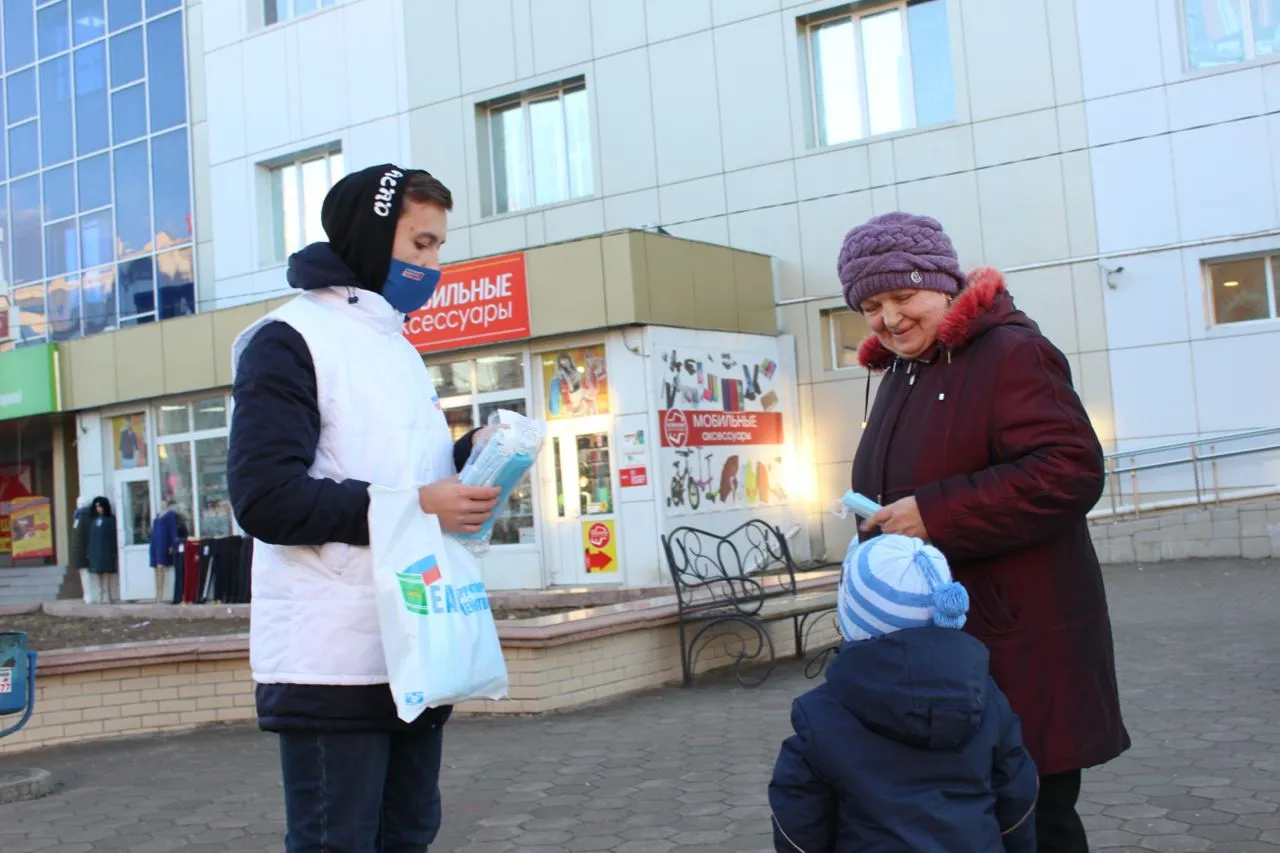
[769, 628, 1039, 852]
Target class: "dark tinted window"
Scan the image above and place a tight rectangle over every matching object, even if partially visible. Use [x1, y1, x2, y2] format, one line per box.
[111, 82, 146, 143]
[113, 140, 151, 257]
[12, 176, 44, 285]
[78, 152, 111, 210]
[80, 208, 114, 268]
[74, 42, 109, 154]
[9, 121, 40, 176]
[39, 56, 75, 165]
[4, 0, 36, 71]
[38, 1, 71, 58]
[146, 12, 184, 130]
[108, 25, 143, 86]
[107, 0, 141, 31]
[151, 128, 190, 244]
[7, 68, 37, 122]
[73, 0, 106, 44]
[43, 163, 76, 220]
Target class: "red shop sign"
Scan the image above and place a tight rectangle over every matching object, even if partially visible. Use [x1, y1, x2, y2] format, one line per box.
[659, 409, 784, 448]
[404, 253, 531, 353]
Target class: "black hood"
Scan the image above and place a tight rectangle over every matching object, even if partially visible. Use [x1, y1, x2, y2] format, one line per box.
[826, 627, 989, 751]
[286, 242, 363, 293]
[318, 162, 432, 293]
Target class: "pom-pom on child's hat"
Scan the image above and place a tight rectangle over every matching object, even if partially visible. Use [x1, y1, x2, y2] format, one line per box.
[838, 534, 969, 643]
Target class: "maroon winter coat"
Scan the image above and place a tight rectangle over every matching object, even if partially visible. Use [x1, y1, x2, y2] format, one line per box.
[852, 268, 1129, 778]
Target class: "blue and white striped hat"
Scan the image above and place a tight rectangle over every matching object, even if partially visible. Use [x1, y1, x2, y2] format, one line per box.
[838, 534, 969, 643]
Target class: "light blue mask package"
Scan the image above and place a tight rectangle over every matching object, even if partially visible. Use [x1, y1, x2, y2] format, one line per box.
[455, 409, 548, 553]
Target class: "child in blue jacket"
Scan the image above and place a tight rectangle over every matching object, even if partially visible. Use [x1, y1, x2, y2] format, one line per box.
[769, 534, 1038, 852]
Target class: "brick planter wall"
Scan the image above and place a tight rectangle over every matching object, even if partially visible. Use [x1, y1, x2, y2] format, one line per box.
[1090, 498, 1280, 564]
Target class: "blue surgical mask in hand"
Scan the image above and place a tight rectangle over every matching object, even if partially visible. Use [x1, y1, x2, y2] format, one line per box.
[382, 258, 442, 313]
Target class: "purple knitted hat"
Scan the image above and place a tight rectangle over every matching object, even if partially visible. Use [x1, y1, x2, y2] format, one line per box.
[838, 212, 964, 311]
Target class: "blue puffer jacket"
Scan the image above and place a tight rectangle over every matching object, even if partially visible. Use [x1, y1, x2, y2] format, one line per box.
[769, 627, 1038, 852]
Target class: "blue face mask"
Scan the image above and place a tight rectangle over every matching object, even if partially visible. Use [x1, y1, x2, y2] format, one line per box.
[382, 258, 442, 313]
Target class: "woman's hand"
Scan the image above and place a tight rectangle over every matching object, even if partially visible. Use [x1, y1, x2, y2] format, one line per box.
[418, 477, 502, 534]
[860, 496, 929, 540]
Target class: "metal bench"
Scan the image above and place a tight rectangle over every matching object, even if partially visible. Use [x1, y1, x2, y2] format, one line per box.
[1, 631, 38, 739]
[661, 520, 838, 687]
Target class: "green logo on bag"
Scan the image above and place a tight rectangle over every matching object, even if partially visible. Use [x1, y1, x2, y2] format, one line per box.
[397, 555, 491, 617]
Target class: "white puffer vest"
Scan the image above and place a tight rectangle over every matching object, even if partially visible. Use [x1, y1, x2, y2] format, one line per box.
[232, 287, 455, 686]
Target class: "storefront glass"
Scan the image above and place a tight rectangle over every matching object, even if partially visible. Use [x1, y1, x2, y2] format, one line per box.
[196, 436, 232, 537]
[151, 394, 232, 539]
[426, 353, 535, 546]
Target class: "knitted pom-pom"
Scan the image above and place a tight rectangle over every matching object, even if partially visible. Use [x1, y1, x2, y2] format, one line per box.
[932, 581, 969, 630]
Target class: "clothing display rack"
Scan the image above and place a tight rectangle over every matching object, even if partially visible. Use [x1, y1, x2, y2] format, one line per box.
[173, 536, 252, 604]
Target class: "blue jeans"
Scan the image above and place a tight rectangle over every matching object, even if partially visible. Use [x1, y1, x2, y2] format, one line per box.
[279, 727, 444, 853]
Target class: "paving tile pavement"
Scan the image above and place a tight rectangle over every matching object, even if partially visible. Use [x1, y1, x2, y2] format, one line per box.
[0, 559, 1278, 852]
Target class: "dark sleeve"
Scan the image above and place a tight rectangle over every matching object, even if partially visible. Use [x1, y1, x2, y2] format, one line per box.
[991, 681, 1038, 853]
[914, 332, 1105, 560]
[453, 428, 481, 473]
[227, 322, 373, 547]
[768, 701, 837, 852]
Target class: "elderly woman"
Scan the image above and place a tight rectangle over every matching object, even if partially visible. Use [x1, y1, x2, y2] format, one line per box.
[840, 213, 1129, 853]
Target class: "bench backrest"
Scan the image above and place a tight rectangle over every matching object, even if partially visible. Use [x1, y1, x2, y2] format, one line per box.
[661, 519, 799, 612]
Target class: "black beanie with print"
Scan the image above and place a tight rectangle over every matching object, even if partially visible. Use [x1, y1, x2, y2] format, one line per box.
[320, 162, 432, 293]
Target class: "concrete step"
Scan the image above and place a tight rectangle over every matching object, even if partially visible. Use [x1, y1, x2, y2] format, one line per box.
[0, 566, 69, 605]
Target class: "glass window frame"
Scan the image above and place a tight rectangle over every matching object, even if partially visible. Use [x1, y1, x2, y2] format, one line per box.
[1205, 252, 1280, 327]
[803, 0, 955, 149]
[822, 307, 872, 371]
[150, 394, 237, 540]
[267, 147, 344, 264]
[2, 2, 195, 344]
[1183, 0, 1279, 70]
[263, 0, 339, 27]
[483, 78, 594, 216]
[426, 351, 540, 550]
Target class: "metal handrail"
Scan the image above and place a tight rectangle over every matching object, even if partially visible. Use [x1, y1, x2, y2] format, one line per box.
[1098, 427, 1280, 518]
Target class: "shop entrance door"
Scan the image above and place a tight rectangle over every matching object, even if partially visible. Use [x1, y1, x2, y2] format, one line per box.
[117, 473, 154, 601]
[544, 417, 621, 585]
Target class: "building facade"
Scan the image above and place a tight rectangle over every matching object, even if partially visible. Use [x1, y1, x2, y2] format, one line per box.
[3, 0, 1278, 596]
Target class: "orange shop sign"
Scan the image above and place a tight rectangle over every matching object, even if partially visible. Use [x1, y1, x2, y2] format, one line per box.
[404, 253, 531, 353]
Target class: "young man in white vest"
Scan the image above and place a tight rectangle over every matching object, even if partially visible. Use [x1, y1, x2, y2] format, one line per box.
[227, 164, 501, 852]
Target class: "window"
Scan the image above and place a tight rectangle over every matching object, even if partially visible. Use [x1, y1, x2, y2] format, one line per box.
[153, 395, 234, 539]
[1185, 0, 1279, 69]
[264, 0, 338, 26]
[269, 149, 344, 263]
[822, 308, 871, 370]
[0, 1, 195, 343]
[1206, 253, 1280, 325]
[483, 79, 593, 216]
[426, 354, 536, 546]
[803, 0, 955, 147]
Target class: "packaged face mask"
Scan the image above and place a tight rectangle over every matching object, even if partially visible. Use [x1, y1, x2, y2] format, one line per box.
[455, 409, 548, 554]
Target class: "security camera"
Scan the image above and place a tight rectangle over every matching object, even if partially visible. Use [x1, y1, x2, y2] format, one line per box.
[1098, 262, 1124, 290]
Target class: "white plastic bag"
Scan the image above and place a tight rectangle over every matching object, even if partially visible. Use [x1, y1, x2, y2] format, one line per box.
[369, 485, 509, 722]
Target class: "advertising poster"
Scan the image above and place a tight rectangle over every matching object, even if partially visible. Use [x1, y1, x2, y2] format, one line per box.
[619, 429, 648, 489]
[656, 347, 788, 516]
[541, 345, 610, 420]
[403, 253, 531, 353]
[0, 463, 35, 555]
[9, 496, 53, 560]
[112, 413, 148, 470]
[583, 520, 618, 574]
